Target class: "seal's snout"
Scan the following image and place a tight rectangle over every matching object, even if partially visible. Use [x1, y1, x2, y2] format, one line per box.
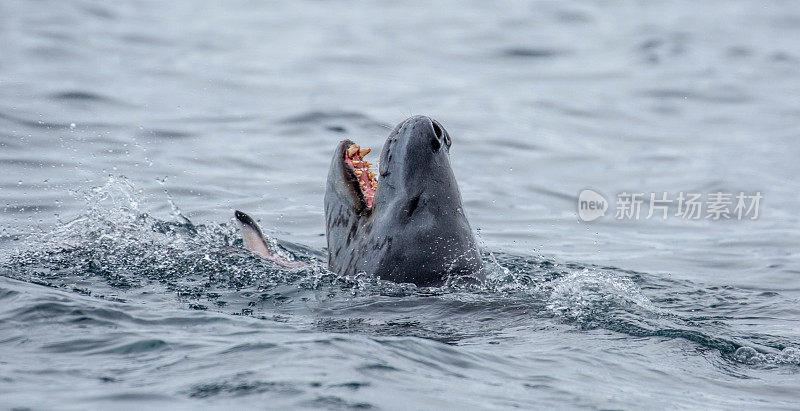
[400, 116, 451, 152]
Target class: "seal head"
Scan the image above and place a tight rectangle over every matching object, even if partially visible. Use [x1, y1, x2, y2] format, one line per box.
[325, 115, 484, 286]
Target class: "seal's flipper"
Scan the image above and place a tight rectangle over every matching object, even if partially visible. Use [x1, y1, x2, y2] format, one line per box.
[235, 210, 309, 268]
[235, 210, 273, 258]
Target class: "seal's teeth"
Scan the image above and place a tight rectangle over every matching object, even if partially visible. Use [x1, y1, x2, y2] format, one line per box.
[354, 169, 362, 176]
[368, 171, 376, 179]
[359, 180, 366, 187]
[359, 147, 371, 157]
[371, 181, 377, 188]
[347, 145, 359, 158]
[364, 161, 372, 167]
[352, 160, 362, 167]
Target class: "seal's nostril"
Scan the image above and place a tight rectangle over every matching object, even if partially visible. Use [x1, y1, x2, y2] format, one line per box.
[431, 121, 443, 139]
[431, 134, 441, 151]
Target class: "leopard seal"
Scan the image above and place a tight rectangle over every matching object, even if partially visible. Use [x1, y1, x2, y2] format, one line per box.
[324, 115, 484, 286]
[236, 115, 484, 286]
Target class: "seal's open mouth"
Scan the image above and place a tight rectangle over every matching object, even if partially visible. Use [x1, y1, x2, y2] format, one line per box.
[344, 142, 377, 208]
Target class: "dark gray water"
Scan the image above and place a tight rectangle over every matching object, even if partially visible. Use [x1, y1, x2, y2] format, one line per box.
[2, 0, 800, 409]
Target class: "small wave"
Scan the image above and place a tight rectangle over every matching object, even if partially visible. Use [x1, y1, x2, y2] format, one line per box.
[545, 268, 661, 327]
[733, 346, 800, 366]
[92, 339, 170, 355]
[277, 110, 387, 135]
[187, 379, 301, 399]
[0, 112, 74, 130]
[280, 111, 372, 125]
[49, 91, 125, 106]
[137, 128, 195, 139]
[640, 87, 753, 104]
[500, 47, 563, 59]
